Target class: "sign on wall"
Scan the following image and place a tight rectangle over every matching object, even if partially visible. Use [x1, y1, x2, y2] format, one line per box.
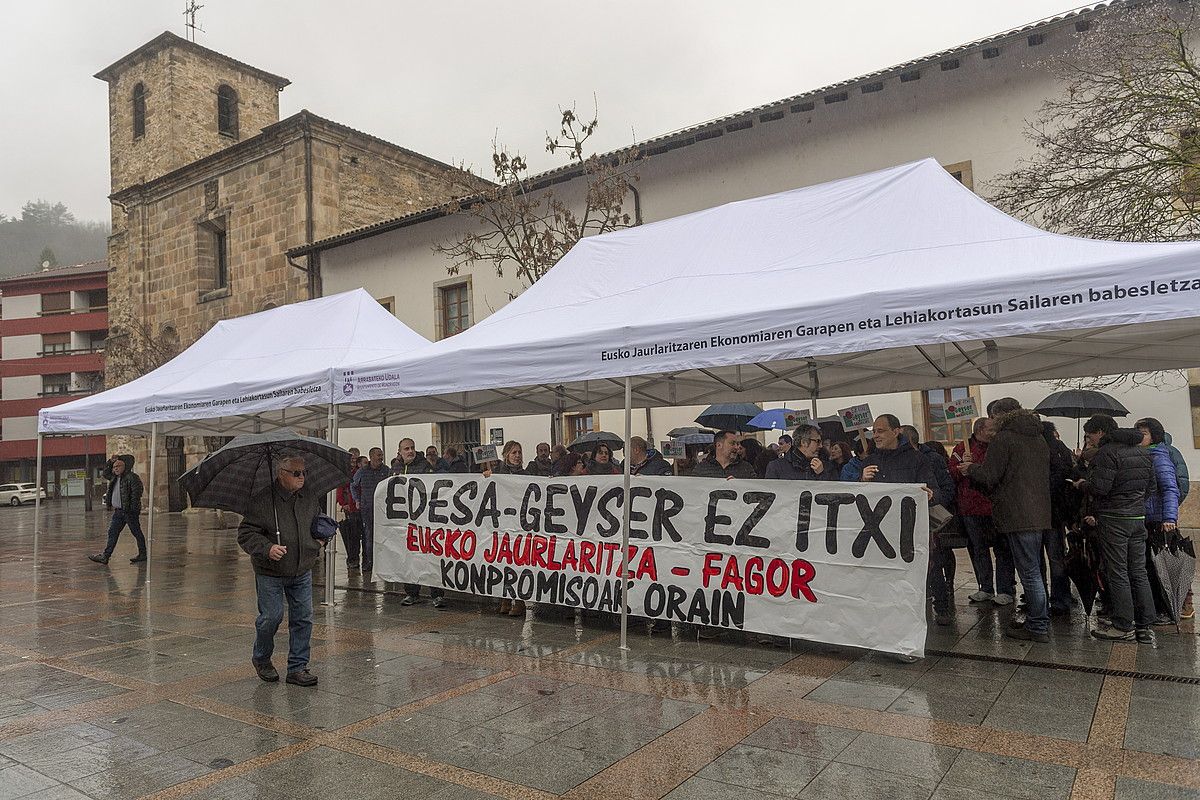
[373, 474, 929, 656]
[489, 428, 505, 446]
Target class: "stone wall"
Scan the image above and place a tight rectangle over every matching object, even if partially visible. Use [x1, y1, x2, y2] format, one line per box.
[105, 43, 281, 195]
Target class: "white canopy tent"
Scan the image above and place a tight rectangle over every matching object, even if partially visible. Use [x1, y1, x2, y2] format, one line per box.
[332, 158, 1200, 421]
[34, 288, 434, 593]
[329, 158, 1200, 648]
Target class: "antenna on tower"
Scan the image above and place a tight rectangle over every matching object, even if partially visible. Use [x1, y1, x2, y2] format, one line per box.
[184, 0, 205, 42]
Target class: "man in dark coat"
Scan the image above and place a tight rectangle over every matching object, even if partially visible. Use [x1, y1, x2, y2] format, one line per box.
[765, 424, 838, 481]
[350, 447, 393, 574]
[391, 438, 441, 606]
[1075, 415, 1158, 643]
[526, 442, 555, 477]
[237, 455, 322, 686]
[861, 415, 948, 627]
[88, 454, 147, 565]
[629, 437, 674, 476]
[962, 398, 1052, 642]
[442, 446, 469, 474]
[692, 431, 757, 479]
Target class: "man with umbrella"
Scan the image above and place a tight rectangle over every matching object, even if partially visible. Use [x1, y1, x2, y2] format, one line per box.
[238, 455, 322, 686]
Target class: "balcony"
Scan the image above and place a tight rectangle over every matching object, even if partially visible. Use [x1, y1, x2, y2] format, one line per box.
[37, 346, 106, 357]
[37, 305, 108, 317]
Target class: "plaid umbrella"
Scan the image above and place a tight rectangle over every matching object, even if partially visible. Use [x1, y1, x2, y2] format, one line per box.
[1150, 531, 1196, 634]
[179, 430, 352, 516]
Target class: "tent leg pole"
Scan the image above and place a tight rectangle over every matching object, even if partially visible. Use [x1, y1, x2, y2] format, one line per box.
[324, 403, 339, 607]
[619, 376, 632, 652]
[33, 433, 44, 565]
[147, 423, 158, 585]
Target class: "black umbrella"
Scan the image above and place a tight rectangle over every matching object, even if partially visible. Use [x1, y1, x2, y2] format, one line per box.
[667, 426, 715, 438]
[1064, 526, 1106, 618]
[695, 403, 763, 432]
[179, 430, 352, 515]
[1035, 390, 1130, 419]
[568, 431, 625, 453]
[1150, 531, 1196, 633]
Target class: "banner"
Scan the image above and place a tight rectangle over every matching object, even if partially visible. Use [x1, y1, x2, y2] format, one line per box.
[374, 474, 929, 656]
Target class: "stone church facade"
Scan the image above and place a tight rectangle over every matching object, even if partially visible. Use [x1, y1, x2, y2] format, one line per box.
[96, 32, 472, 509]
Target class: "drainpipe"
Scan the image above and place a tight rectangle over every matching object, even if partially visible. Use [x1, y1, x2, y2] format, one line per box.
[302, 116, 318, 299]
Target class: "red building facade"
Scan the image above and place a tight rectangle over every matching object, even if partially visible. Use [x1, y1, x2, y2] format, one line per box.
[0, 262, 108, 493]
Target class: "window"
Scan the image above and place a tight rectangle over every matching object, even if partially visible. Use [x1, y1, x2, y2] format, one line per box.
[1180, 128, 1200, 200]
[375, 296, 395, 315]
[42, 374, 70, 396]
[217, 85, 239, 138]
[132, 82, 146, 138]
[943, 160, 974, 191]
[439, 283, 470, 338]
[85, 289, 108, 310]
[42, 333, 70, 355]
[565, 413, 595, 445]
[76, 372, 104, 393]
[41, 292, 70, 315]
[925, 387, 974, 444]
[214, 228, 229, 288]
[197, 217, 229, 293]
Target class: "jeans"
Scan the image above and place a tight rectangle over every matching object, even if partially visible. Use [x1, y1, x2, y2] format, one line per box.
[1007, 530, 1050, 635]
[1097, 517, 1155, 632]
[340, 511, 363, 568]
[1041, 528, 1070, 611]
[104, 509, 147, 558]
[404, 583, 445, 600]
[927, 543, 951, 614]
[361, 511, 375, 571]
[961, 515, 1014, 596]
[253, 571, 313, 674]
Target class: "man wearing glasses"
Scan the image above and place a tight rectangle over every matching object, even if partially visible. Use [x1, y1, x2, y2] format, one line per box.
[237, 455, 322, 687]
[766, 424, 838, 480]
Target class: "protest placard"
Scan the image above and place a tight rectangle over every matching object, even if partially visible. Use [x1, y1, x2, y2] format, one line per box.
[660, 440, 687, 459]
[943, 397, 978, 420]
[471, 444, 498, 464]
[373, 474, 929, 656]
[783, 410, 812, 429]
[837, 403, 873, 431]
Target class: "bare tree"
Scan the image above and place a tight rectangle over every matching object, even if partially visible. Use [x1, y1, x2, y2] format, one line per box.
[103, 296, 179, 387]
[435, 104, 640, 297]
[992, 2, 1200, 390]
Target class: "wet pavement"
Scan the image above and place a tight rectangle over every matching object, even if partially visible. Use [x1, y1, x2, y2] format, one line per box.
[1, 500, 1197, 800]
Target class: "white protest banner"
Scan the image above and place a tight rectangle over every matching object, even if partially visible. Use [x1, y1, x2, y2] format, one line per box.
[837, 403, 873, 431]
[944, 397, 977, 420]
[374, 474, 929, 656]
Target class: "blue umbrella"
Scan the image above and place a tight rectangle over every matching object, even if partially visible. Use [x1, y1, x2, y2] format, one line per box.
[747, 408, 804, 431]
[695, 403, 763, 433]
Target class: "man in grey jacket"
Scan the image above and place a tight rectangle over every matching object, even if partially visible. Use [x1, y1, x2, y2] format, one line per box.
[237, 455, 322, 687]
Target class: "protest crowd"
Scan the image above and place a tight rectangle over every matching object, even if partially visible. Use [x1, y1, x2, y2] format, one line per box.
[337, 398, 1192, 648]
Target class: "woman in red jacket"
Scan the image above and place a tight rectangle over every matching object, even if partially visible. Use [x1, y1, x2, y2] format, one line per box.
[949, 417, 1016, 606]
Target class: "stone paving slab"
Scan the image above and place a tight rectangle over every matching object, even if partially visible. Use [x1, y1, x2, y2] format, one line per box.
[0, 501, 1195, 800]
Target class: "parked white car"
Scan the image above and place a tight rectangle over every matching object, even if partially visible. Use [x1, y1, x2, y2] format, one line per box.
[0, 483, 47, 506]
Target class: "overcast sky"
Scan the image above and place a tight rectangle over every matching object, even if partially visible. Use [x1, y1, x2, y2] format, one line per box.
[0, 0, 1086, 223]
